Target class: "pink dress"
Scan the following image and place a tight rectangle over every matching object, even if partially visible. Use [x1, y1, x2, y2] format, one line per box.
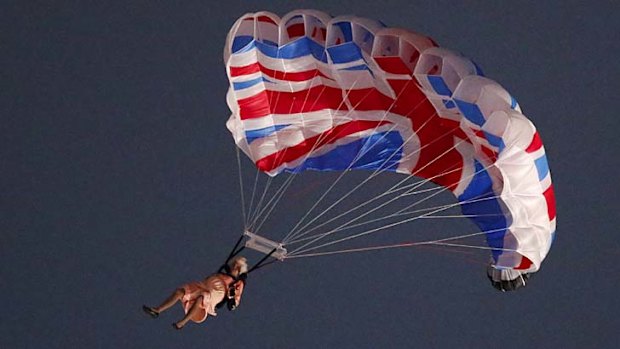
[180, 274, 234, 323]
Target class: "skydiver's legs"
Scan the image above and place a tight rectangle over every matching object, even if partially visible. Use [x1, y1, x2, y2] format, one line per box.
[173, 295, 204, 329]
[143, 288, 185, 318]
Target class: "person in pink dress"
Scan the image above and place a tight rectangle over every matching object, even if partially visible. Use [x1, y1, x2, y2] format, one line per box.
[143, 256, 248, 329]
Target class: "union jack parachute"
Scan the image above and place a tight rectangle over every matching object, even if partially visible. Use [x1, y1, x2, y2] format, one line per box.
[224, 10, 556, 291]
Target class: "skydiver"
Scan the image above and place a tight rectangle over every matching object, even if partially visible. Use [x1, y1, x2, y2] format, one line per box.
[142, 256, 248, 329]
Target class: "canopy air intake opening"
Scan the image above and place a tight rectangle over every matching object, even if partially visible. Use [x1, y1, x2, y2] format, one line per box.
[244, 231, 288, 260]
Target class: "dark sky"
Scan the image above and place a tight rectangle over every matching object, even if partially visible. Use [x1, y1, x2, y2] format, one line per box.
[3, 1, 619, 348]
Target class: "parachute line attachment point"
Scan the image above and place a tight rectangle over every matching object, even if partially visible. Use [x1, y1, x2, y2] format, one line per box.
[244, 230, 288, 261]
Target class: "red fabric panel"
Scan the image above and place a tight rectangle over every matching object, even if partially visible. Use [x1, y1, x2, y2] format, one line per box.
[287, 23, 305, 38]
[384, 79, 464, 190]
[373, 57, 413, 75]
[514, 256, 533, 270]
[543, 185, 557, 220]
[238, 86, 348, 120]
[230, 62, 331, 81]
[256, 120, 391, 172]
[526, 132, 543, 153]
[257, 16, 277, 24]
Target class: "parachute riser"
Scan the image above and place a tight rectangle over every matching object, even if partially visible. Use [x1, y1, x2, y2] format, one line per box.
[218, 231, 287, 275]
[243, 230, 288, 261]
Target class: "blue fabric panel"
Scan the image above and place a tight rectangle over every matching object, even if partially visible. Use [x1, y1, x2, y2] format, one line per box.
[287, 131, 403, 173]
[471, 60, 485, 76]
[231, 37, 329, 62]
[458, 161, 493, 202]
[277, 37, 328, 61]
[510, 95, 518, 109]
[327, 42, 363, 63]
[427, 76, 452, 96]
[443, 100, 456, 109]
[342, 64, 369, 71]
[534, 155, 550, 180]
[245, 124, 290, 144]
[361, 31, 374, 45]
[458, 160, 508, 261]
[262, 39, 278, 47]
[254, 41, 279, 58]
[232, 76, 272, 90]
[483, 131, 505, 152]
[333, 22, 353, 42]
[232, 36, 255, 53]
[454, 99, 486, 126]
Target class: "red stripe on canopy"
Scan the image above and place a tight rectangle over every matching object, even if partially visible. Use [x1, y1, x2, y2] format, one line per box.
[256, 120, 392, 172]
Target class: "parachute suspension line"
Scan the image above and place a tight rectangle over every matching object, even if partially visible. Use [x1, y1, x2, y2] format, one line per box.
[283, 79, 425, 242]
[277, 79, 390, 240]
[282, 79, 424, 242]
[287, 163, 462, 244]
[417, 214, 504, 219]
[287, 194, 502, 245]
[289, 190, 499, 258]
[246, 71, 327, 230]
[286, 164, 463, 249]
[288, 201, 505, 257]
[242, 49, 324, 228]
[283, 113, 461, 244]
[249, 142, 299, 232]
[287, 159, 497, 255]
[249, 84, 352, 233]
[245, 168, 264, 227]
[248, 175, 273, 229]
[234, 71, 279, 228]
[335, 194, 505, 236]
[280, 96, 384, 238]
[282, 119, 424, 242]
[417, 242, 514, 251]
[246, 93, 300, 229]
[287, 138, 468, 249]
[280, 119, 409, 243]
[244, 46, 291, 227]
[253, 74, 420, 241]
[252, 173, 298, 234]
[288, 163, 496, 252]
[250, 76, 368, 234]
[286, 227, 514, 258]
[235, 146, 248, 228]
[384, 184, 443, 196]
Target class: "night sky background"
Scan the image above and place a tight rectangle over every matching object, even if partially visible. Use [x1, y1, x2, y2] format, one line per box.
[3, 1, 619, 348]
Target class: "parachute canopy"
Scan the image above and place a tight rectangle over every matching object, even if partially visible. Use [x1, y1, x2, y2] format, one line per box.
[223, 10, 555, 280]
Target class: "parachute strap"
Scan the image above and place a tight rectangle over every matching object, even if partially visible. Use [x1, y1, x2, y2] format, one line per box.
[243, 231, 288, 261]
[219, 234, 246, 274]
[247, 247, 278, 273]
[220, 231, 286, 275]
[228, 234, 246, 259]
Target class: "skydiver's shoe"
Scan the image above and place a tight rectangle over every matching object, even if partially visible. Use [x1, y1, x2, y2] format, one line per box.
[142, 305, 159, 318]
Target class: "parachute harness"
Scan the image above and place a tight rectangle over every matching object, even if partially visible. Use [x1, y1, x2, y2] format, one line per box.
[220, 232, 286, 276]
[215, 233, 283, 310]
